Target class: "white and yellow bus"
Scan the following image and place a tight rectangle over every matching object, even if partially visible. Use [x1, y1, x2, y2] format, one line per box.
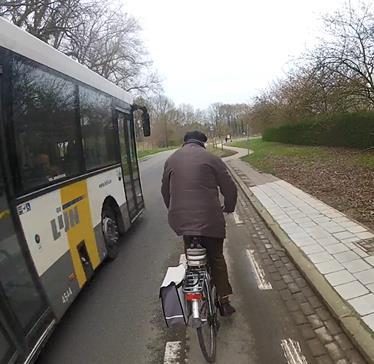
[0, 18, 150, 363]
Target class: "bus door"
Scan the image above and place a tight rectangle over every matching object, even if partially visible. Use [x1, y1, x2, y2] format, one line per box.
[117, 111, 144, 220]
[0, 164, 54, 362]
[125, 114, 144, 211]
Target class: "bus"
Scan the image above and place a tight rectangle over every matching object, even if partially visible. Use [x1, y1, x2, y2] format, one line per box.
[0, 17, 150, 363]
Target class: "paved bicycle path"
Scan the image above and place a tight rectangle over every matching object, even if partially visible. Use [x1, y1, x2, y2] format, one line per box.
[184, 179, 366, 364]
[224, 146, 374, 363]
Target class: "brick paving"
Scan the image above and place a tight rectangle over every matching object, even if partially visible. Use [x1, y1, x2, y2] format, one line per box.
[243, 176, 374, 331]
[234, 184, 367, 363]
[224, 152, 374, 359]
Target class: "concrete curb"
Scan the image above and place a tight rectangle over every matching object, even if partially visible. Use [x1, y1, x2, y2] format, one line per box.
[226, 163, 374, 364]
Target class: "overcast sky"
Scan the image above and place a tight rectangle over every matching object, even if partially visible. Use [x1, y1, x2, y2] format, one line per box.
[124, 0, 352, 109]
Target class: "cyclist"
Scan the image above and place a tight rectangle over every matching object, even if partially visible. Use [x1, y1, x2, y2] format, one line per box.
[161, 130, 237, 316]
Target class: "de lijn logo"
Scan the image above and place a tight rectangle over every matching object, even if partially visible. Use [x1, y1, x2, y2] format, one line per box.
[50, 196, 83, 240]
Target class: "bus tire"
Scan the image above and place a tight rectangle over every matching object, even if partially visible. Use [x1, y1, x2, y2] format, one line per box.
[102, 205, 120, 260]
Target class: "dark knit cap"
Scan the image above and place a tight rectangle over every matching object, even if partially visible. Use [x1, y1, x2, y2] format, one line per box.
[183, 130, 208, 143]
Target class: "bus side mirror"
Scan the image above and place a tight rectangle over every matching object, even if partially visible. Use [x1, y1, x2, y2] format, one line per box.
[133, 105, 151, 137]
[142, 110, 151, 137]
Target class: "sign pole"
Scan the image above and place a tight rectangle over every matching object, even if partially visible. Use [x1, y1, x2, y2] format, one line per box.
[247, 124, 250, 156]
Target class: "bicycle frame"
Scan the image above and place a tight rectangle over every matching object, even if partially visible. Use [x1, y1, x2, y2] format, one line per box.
[184, 267, 207, 327]
[182, 238, 218, 362]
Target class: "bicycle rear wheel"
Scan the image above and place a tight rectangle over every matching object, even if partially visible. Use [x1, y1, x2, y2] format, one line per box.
[196, 285, 218, 363]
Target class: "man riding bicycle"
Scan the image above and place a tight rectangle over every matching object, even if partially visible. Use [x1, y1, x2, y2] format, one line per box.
[161, 130, 237, 316]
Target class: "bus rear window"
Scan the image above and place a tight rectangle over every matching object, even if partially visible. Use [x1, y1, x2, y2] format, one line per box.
[12, 57, 81, 193]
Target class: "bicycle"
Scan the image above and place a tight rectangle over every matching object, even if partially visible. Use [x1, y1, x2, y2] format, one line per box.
[183, 236, 220, 363]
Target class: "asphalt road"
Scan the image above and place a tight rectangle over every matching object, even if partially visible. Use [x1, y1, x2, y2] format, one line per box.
[38, 151, 183, 364]
[37, 150, 363, 364]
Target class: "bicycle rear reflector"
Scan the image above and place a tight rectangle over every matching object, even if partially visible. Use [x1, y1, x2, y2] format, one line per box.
[186, 293, 203, 301]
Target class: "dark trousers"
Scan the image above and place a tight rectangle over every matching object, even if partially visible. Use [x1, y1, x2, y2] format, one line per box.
[183, 236, 233, 298]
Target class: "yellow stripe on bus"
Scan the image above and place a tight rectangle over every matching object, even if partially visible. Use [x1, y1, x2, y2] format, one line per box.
[60, 180, 100, 288]
[0, 210, 10, 220]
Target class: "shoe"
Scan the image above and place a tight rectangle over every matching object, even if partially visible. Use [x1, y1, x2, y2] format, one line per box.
[219, 301, 236, 317]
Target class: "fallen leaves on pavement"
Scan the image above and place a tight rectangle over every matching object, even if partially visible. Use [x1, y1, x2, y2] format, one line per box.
[259, 148, 374, 231]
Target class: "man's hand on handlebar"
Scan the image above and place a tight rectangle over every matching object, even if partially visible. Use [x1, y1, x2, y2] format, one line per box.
[222, 205, 232, 214]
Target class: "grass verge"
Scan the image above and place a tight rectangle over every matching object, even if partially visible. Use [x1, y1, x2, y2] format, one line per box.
[138, 145, 237, 160]
[232, 138, 374, 230]
[231, 139, 374, 173]
[207, 145, 237, 158]
[137, 146, 178, 159]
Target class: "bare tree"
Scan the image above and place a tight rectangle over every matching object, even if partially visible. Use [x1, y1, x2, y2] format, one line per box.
[0, 0, 161, 94]
[219, 103, 250, 136]
[0, 0, 85, 47]
[61, 2, 160, 93]
[310, 1, 374, 106]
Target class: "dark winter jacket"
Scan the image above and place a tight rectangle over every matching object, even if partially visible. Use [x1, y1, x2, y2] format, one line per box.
[161, 141, 237, 238]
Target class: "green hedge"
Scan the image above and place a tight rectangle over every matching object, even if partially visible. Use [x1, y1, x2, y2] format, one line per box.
[263, 112, 374, 149]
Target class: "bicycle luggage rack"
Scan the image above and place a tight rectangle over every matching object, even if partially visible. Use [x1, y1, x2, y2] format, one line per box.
[186, 247, 207, 267]
[183, 246, 208, 329]
[183, 246, 207, 294]
[183, 269, 205, 293]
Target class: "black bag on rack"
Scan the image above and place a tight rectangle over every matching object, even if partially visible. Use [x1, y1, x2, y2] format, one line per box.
[160, 264, 187, 328]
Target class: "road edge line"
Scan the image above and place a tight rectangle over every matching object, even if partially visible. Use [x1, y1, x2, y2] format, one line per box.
[246, 249, 272, 290]
[233, 211, 244, 224]
[226, 163, 374, 364]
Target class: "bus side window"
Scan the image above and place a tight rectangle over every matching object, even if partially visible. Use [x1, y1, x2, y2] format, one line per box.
[11, 57, 81, 193]
[79, 86, 118, 171]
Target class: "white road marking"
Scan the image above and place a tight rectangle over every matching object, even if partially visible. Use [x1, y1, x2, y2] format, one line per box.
[246, 249, 272, 290]
[164, 341, 182, 363]
[281, 338, 308, 364]
[233, 211, 243, 224]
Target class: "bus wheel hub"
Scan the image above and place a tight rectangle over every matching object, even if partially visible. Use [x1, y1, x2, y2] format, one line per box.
[102, 217, 119, 246]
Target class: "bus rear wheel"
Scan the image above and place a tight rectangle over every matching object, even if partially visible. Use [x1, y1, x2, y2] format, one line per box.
[102, 206, 120, 260]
